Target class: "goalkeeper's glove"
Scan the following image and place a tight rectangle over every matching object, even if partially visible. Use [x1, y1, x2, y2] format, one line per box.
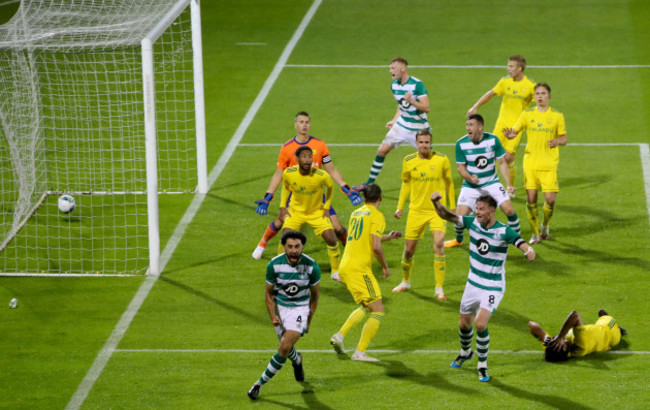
[341, 185, 363, 206]
[254, 193, 274, 215]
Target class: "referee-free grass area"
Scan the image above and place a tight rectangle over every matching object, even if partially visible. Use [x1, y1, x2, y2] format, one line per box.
[1, 0, 650, 408]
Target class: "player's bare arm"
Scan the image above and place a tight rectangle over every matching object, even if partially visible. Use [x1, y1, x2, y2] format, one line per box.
[372, 234, 391, 279]
[497, 156, 514, 193]
[503, 127, 519, 139]
[265, 283, 281, 326]
[430, 192, 459, 224]
[386, 107, 400, 129]
[404, 93, 430, 113]
[467, 89, 496, 117]
[519, 242, 536, 261]
[306, 284, 319, 333]
[457, 163, 479, 185]
[547, 134, 568, 148]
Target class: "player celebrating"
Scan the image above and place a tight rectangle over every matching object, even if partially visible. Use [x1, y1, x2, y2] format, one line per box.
[357, 57, 430, 187]
[252, 111, 362, 260]
[528, 309, 627, 362]
[329, 184, 402, 362]
[431, 192, 535, 382]
[504, 83, 567, 244]
[247, 230, 320, 400]
[467, 55, 535, 194]
[444, 114, 521, 248]
[279, 146, 341, 279]
[392, 129, 455, 299]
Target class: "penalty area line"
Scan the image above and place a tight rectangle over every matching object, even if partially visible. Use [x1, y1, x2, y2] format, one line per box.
[64, 1, 324, 409]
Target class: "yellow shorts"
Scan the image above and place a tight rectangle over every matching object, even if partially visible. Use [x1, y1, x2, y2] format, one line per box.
[595, 315, 622, 347]
[524, 168, 559, 192]
[495, 121, 521, 155]
[339, 269, 382, 305]
[284, 209, 333, 237]
[405, 210, 445, 240]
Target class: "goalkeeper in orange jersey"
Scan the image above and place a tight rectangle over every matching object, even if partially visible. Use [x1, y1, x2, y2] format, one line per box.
[252, 111, 361, 261]
[528, 309, 627, 362]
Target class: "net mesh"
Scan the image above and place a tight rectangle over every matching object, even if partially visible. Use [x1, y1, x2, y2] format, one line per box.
[0, 0, 198, 274]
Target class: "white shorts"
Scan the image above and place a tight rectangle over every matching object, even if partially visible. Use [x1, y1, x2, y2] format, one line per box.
[457, 183, 510, 211]
[459, 281, 504, 315]
[382, 123, 419, 149]
[274, 304, 310, 338]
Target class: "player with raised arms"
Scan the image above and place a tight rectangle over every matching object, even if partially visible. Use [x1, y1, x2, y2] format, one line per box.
[431, 192, 535, 382]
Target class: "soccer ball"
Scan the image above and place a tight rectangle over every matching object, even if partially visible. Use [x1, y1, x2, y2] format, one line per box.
[57, 195, 76, 213]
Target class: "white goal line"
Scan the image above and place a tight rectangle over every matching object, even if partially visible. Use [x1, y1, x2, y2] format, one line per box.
[286, 64, 650, 69]
[114, 348, 648, 355]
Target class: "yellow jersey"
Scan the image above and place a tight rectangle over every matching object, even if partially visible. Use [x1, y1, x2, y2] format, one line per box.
[397, 152, 455, 213]
[280, 166, 333, 215]
[493, 75, 536, 126]
[566, 316, 622, 357]
[340, 204, 385, 274]
[513, 106, 567, 170]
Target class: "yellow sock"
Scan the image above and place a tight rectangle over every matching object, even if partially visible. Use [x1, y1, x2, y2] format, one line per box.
[434, 255, 446, 288]
[339, 307, 368, 336]
[401, 255, 414, 282]
[357, 311, 384, 352]
[327, 244, 340, 272]
[526, 204, 540, 236]
[543, 202, 554, 226]
[508, 162, 516, 187]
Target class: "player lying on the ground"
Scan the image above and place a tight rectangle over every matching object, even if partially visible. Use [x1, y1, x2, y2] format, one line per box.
[528, 309, 627, 362]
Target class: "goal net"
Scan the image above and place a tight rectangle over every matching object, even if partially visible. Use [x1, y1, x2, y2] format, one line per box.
[0, 0, 207, 275]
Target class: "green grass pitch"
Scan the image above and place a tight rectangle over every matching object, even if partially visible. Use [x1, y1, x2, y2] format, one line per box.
[1, 0, 650, 408]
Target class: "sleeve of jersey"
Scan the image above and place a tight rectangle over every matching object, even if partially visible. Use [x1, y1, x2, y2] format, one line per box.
[280, 170, 290, 207]
[322, 173, 334, 210]
[459, 215, 473, 230]
[276, 145, 291, 169]
[310, 261, 321, 285]
[494, 137, 506, 158]
[396, 160, 410, 210]
[415, 80, 428, 96]
[512, 111, 526, 132]
[372, 211, 386, 237]
[319, 140, 332, 164]
[266, 262, 276, 285]
[492, 78, 505, 96]
[443, 158, 456, 210]
[505, 226, 525, 247]
[557, 113, 567, 136]
[455, 141, 466, 164]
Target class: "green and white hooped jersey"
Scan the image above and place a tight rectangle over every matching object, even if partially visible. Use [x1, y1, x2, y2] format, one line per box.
[392, 76, 429, 131]
[456, 132, 506, 189]
[266, 253, 321, 307]
[459, 215, 524, 293]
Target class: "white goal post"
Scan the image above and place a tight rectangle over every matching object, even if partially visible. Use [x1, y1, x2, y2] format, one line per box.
[0, 0, 207, 276]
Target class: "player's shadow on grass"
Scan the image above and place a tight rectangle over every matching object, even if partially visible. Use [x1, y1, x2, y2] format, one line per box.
[543, 239, 649, 272]
[548, 203, 635, 239]
[559, 174, 612, 190]
[158, 275, 268, 325]
[489, 378, 595, 410]
[300, 381, 334, 410]
[371, 359, 481, 395]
